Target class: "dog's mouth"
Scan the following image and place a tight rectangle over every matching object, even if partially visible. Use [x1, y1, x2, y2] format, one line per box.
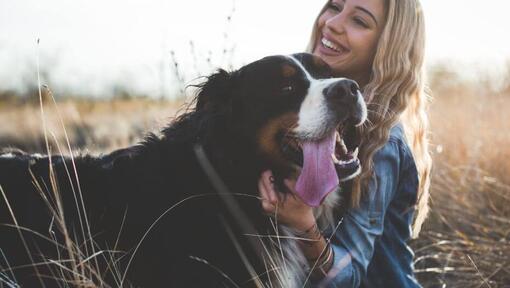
[282, 125, 361, 180]
[281, 124, 361, 206]
[333, 123, 362, 181]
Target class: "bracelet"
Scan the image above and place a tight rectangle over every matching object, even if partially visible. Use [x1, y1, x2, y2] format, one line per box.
[310, 243, 335, 278]
[307, 241, 332, 265]
[318, 243, 334, 268]
[294, 222, 322, 247]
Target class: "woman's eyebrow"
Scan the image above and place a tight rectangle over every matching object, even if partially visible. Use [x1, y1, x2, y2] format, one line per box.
[355, 6, 378, 26]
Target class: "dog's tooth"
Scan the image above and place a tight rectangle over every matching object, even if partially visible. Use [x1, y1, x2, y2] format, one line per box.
[339, 138, 348, 155]
[336, 131, 342, 142]
[331, 153, 340, 164]
[352, 147, 359, 159]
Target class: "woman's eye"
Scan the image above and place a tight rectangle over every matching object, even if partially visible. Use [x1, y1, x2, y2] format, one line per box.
[327, 2, 342, 12]
[353, 17, 368, 28]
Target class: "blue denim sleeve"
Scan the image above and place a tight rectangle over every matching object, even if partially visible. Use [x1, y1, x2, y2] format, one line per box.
[315, 140, 401, 288]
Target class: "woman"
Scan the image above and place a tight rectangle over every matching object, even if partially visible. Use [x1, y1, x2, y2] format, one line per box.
[258, 0, 432, 287]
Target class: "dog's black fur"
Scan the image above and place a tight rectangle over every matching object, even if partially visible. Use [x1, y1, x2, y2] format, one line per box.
[0, 53, 360, 287]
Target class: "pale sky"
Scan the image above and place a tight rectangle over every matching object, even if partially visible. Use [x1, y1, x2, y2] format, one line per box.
[0, 0, 509, 98]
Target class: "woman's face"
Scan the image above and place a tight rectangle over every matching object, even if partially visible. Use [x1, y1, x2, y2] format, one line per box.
[313, 0, 386, 86]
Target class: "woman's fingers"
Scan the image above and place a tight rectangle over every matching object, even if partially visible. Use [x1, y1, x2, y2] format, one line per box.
[264, 171, 275, 202]
[261, 199, 275, 213]
[259, 170, 276, 213]
[283, 178, 297, 191]
[262, 170, 278, 203]
[258, 171, 269, 199]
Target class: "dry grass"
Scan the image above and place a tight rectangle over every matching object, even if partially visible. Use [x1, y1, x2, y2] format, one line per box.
[0, 97, 183, 154]
[412, 73, 510, 287]
[0, 66, 509, 286]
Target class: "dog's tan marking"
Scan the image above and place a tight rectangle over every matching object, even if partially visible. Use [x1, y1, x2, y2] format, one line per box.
[282, 64, 297, 78]
[257, 112, 299, 168]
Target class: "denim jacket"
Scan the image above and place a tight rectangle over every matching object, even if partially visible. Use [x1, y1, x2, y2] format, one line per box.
[316, 124, 421, 288]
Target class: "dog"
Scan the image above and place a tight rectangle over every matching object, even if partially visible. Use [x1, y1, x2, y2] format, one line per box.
[0, 53, 366, 287]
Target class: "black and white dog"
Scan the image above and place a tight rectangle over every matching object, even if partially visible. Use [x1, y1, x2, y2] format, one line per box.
[0, 53, 366, 287]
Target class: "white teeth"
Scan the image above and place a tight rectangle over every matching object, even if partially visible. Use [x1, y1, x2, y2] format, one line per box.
[321, 38, 342, 52]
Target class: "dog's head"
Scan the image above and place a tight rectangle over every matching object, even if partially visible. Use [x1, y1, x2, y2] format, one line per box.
[195, 53, 367, 206]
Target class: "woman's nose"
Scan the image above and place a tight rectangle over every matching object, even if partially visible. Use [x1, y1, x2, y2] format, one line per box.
[325, 13, 346, 35]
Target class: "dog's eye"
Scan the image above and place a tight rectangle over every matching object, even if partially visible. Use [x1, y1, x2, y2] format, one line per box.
[281, 85, 293, 93]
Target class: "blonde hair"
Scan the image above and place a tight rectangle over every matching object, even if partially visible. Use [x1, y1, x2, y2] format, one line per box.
[307, 0, 432, 237]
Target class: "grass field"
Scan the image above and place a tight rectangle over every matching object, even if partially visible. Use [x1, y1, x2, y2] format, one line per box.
[0, 68, 509, 287]
[412, 73, 510, 287]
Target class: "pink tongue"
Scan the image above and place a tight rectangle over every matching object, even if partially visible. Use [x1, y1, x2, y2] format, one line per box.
[295, 132, 339, 207]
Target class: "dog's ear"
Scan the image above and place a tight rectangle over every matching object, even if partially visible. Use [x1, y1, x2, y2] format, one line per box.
[195, 69, 237, 112]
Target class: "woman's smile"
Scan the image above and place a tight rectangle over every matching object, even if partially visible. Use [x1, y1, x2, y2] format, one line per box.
[319, 36, 350, 55]
[312, 0, 385, 86]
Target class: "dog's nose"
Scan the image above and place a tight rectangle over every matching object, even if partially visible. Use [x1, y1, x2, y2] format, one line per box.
[325, 79, 360, 103]
[324, 79, 366, 126]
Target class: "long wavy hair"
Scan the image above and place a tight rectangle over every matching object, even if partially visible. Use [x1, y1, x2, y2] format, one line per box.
[306, 0, 432, 237]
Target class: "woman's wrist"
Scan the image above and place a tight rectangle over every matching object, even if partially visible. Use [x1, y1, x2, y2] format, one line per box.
[293, 225, 334, 280]
[287, 211, 316, 232]
[308, 241, 334, 280]
[294, 222, 322, 245]
[286, 218, 333, 279]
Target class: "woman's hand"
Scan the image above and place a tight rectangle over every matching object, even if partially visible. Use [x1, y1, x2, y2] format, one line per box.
[258, 170, 316, 231]
[259, 170, 335, 278]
